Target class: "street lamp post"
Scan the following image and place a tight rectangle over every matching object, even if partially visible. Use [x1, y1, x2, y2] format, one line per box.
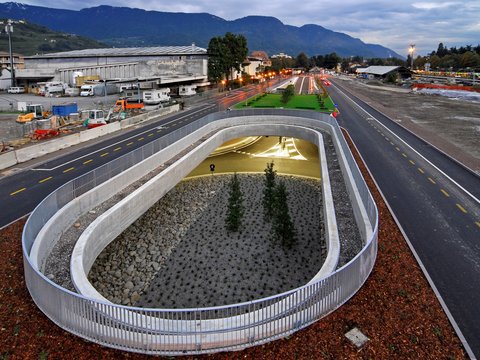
[409, 44, 415, 70]
[3, 19, 16, 87]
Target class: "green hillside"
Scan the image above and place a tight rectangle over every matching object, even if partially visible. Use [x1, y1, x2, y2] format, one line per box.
[0, 19, 107, 56]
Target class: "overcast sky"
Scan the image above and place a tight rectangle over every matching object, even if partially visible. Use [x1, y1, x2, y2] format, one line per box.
[10, 0, 480, 56]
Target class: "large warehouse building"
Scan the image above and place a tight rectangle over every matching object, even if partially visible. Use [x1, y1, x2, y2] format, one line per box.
[15, 44, 209, 91]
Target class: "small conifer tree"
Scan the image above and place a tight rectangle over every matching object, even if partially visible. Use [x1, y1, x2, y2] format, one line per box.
[263, 161, 276, 221]
[272, 181, 296, 248]
[225, 173, 244, 232]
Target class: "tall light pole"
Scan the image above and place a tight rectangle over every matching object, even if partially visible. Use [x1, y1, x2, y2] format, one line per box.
[3, 19, 16, 87]
[409, 44, 415, 70]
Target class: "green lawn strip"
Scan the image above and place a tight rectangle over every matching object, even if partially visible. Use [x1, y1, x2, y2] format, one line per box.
[236, 93, 336, 113]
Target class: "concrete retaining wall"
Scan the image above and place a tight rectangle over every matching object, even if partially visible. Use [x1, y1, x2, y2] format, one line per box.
[71, 123, 338, 301]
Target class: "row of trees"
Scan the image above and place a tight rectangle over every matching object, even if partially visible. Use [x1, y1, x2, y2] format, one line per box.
[225, 162, 296, 249]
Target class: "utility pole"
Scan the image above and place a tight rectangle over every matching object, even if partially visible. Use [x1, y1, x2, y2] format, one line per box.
[409, 44, 415, 70]
[4, 19, 16, 87]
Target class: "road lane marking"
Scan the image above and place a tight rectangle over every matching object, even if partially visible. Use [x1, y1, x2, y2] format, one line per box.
[63, 167, 74, 173]
[83, 159, 93, 165]
[418, 168, 425, 174]
[138, 137, 144, 141]
[395, 147, 400, 151]
[157, 129, 162, 132]
[441, 189, 450, 197]
[332, 84, 480, 206]
[428, 177, 436, 184]
[10, 188, 26, 196]
[39, 176, 52, 183]
[456, 204, 468, 214]
[113, 147, 121, 152]
[148, 133, 154, 137]
[100, 152, 109, 157]
[402, 153, 407, 158]
[409, 160, 415, 165]
[32, 103, 217, 171]
[476, 221, 480, 229]
[390, 142, 394, 145]
[126, 142, 134, 146]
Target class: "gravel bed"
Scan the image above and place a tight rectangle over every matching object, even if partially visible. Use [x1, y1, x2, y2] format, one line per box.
[44, 131, 362, 307]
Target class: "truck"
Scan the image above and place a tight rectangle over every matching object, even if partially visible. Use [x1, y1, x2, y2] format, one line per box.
[45, 82, 67, 96]
[179, 85, 197, 96]
[114, 98, 144, 111]
[80, 84, 95, 97]
[16, 104, 51, 123]
[143, 88, 170, 105]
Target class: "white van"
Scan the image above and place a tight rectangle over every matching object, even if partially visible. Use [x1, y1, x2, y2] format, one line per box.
[80, 84, 94, 96]
[8, 86, 25, 94]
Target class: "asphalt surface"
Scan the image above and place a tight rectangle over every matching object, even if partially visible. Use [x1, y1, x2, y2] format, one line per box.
[329, 79, 480, 359]
[0, 81, 282, 228]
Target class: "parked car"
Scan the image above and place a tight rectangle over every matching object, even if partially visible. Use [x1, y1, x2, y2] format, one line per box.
[7, 86, 25, 94]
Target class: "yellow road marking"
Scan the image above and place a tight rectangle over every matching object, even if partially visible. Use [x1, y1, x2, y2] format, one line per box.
[456, 204, 468, 214]
[157, 129, 162, 132]
[138, 137, 144, 141]
[428, 177, 436, 184]
[10, 188, 26, 196]
[409, 160, 415, 165]
[126, 142, 134, 146]
[83, 159, 93, 165]
[402, 153, 407, 158]
[148, 133, 154, 137]
[476, 221, 480, 229]
[441, 189, 450, 197]
[418, 168, 425, 174]
[113, 147, 121, 151]
[100, 152, 109, 157]
[63, 167, 74, 173]
[39, 176, 52, 183]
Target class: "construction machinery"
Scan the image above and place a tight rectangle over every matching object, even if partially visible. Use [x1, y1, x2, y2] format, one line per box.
[16, 104, 51, 123]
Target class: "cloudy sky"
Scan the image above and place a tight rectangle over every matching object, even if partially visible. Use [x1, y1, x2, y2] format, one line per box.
[10, 0, 480, 55]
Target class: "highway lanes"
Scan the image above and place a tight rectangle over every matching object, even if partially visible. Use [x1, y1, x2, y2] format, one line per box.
[0, 102, 218, 228]
[0, 81, 275, 228]
[329, 79, 480, 358]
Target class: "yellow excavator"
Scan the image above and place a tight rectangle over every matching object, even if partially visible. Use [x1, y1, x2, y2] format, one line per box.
[16, 104, 51, 123]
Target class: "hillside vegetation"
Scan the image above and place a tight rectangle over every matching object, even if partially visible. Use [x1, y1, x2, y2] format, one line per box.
[0, 19, 107, 56]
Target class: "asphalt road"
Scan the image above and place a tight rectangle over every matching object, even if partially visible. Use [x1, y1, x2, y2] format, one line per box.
[329, 79, 480, 359]
[0, 81, 282, 228]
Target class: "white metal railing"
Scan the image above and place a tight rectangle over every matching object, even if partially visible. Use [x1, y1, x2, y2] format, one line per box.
[22, 109, 378, 355]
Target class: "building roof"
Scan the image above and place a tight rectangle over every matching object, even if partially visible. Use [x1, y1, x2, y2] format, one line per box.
[356, 66, 401, 75]
[25, 45, 207, 59]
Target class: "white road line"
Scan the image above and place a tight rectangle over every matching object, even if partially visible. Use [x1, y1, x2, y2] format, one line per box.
[333, 83, 480, 205]
[33, 104, 216, 171]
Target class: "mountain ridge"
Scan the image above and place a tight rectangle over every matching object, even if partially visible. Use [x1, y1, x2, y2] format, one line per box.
[0, 2, 404, 58]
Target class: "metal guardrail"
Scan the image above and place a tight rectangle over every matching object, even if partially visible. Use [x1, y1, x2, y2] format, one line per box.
[22, 109, 378, 355]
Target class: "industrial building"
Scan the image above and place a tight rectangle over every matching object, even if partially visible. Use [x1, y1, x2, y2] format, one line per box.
[15, 44, 209, 93]
[356, 66, 411, 80]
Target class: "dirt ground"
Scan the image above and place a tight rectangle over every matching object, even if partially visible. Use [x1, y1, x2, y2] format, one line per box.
[334, 76, 480, 174]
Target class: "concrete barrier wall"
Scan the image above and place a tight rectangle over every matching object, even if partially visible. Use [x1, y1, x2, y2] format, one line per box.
[71, 123, 341, 301]
[0, 151, 18, 170]
[0, 105, 181, 170]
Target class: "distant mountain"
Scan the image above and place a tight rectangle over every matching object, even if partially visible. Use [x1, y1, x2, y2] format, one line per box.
[0, 2, 403, 59]
[0, 17, 107, 55]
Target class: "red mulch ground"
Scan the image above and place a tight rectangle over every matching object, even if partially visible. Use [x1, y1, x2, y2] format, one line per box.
[0, 132, 467, 359]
